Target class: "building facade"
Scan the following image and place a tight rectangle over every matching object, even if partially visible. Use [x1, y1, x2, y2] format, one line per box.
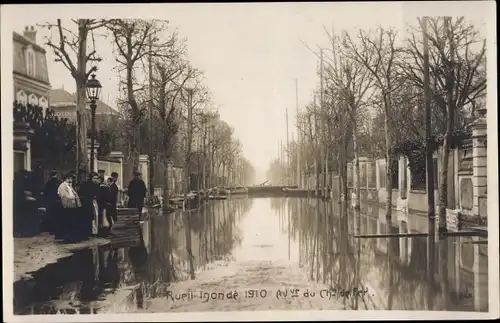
[13, 26, 51, 172]
[13, 27, 51, 110]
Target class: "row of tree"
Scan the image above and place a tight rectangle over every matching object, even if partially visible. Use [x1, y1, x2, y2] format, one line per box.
[269, 16, 486, 229]
[41, 18, 255, 201]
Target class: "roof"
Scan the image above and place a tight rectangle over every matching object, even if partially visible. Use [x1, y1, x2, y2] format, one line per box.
[13, 32, 51, 85]
[13, 32, 46, 53]
[49, 88, 119, 115]
[49, 89, 76, 107]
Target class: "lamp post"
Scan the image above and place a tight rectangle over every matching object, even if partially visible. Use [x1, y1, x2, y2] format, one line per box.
[85, 73, 102, 173]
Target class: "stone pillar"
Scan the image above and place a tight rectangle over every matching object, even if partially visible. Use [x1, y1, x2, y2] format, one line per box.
[375, 159, 381, 191]
[109, 151, 124, 189]
[139, 154, 150, 192]
[471, 108, 487, 218]
[86, 137, 99, 173]
[376, 217, 381, 250]
[453, 148, 460, 209]
[167, 162, 174, 194]
[398, 155, 407, 199]
[13, 122, 34, 171]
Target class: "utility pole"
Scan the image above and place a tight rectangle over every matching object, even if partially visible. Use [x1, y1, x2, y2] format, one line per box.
[313, 95, 320, 195]
[148, 35, 155, 196]
[184, 88, 194, 199]
[423, 17, 436, 226]
[279, 140, 283, 184]
[295, 78, 301, 187]
[202, 115, 207, 191]
[210, 122, 215, 189]
[292, 132, 295, 185]
[320, 48, 326, 197]
[422, 16, 436, 293]
[286, 107, 290, 186]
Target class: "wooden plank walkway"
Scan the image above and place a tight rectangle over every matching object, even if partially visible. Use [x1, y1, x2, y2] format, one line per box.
[354, 230, 487, 239]
[109, 208, 141, 247]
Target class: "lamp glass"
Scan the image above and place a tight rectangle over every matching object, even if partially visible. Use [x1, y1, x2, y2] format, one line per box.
[85, 74, 102, 101]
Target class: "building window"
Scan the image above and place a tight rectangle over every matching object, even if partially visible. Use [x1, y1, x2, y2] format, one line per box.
[39, 97, 48, 113]
[25, 46, 36, 77]
[28, 93, 38, 106]
[16, 90, 28, 105]
[14, 152, 26, 172]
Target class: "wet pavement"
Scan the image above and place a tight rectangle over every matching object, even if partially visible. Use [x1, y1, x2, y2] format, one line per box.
[13, 197, 489, 314]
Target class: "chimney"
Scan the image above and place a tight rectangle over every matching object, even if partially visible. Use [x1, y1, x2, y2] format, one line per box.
[23, 26, 37, 43]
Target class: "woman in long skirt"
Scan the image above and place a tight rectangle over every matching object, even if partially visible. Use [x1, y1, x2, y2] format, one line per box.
[57, 173, 82, 243]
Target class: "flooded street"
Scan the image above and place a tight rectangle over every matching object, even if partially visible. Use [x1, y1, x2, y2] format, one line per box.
[13, 197, 488, 314]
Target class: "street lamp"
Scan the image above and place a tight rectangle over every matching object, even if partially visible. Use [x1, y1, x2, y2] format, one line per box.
[85, 73, 102, 173]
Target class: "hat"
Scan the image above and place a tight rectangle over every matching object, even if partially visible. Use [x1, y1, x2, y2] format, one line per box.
[63, 172, 73, 179]
[110, 172, 119, 179]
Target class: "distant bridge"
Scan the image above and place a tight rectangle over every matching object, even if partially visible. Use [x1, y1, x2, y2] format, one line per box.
[246, 185, 303, 197]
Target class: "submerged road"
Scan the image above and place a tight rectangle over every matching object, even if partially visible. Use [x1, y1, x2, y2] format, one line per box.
[13, 197, 488, 314]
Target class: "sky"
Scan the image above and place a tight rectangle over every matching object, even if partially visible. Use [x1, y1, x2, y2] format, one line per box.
[3, 2, 492, 183]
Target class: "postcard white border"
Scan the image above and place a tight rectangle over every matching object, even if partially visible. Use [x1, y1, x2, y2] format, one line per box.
[1, 1, 498, 321]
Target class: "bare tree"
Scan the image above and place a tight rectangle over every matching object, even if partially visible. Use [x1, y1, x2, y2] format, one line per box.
[155, 56, 199, 206]
[402, 17, 486, 229]
[323, 29, 375, 211]
[342, 26, 404, 221]
[108, 18, 171, 171]
[40, 19, 109, 175]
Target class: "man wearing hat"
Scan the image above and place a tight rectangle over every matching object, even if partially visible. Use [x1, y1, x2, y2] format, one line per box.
[98, 169, 106, 183]
[127, 171, 147, 217]
[42, 171, 61, 234]
[108, 172, 120, 224]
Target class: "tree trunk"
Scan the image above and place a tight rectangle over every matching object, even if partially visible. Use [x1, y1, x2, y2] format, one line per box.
[75, 84, 89, 174]
[126, 62, 140, 172]
[352, 119, 361, 211]
[438, 126, 452, 230]
[76, 20, 90, 175]
[384, 96, 393, 222]
[184, 211, 195, 279]
[163, 162, 170, 212]
[438, 17, 455, 232]
[222, 162, 226, 186]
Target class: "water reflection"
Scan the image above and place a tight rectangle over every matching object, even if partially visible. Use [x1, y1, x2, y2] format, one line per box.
[14, 197, 487, 313]
[14, 198, 253, 314]
[287, 198, 488, 311]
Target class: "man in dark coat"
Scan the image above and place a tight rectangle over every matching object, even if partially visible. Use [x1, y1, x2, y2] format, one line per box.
[127, 171, 147, 218]
[13, 170, 33, 236]
[108, 172, 119, 224]
[79, 172, 101, 238]
[43, 171, 61, 234]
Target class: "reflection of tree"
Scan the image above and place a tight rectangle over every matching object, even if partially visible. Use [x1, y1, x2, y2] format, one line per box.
[291, 198, 459, 311]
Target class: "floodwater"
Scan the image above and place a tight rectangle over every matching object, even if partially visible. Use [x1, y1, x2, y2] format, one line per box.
[13, 197, 489, 314]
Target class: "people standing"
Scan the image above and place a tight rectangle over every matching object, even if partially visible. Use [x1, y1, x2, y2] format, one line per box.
[43, 171, 61, 234]
[127, 171, 147, 218]
[57, 173, 82, 242]
[79, 172, 101, 239]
